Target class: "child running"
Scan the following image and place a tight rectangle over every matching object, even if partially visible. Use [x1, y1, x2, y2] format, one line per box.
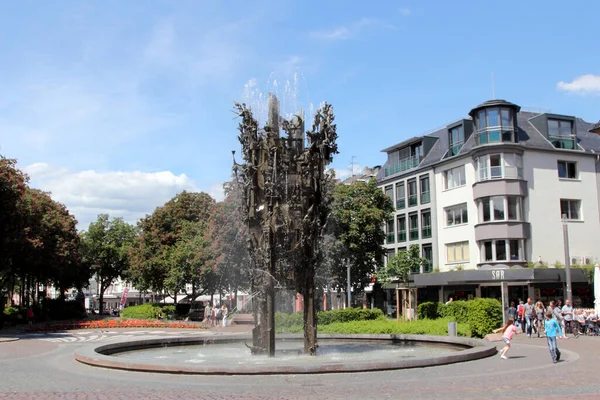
[544, 311, 563, 363]
[493, 318, 518, 359]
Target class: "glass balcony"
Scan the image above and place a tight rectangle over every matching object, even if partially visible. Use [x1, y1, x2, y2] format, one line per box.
[386, 233, 395, 243]
[409, 228, 419, 241]
[397, 231, 406, 242]
[449, 142, 464, 156]
[422, 227, 432, 238]
[420, 191, 430, 204]
[396, 199, 405, 209]
[408, 195, 418, 207]
[549, 134, 576, 150]
[477, 166, 523, 182]
[384, 155, 422, 177]
[477, 127, 515, 145]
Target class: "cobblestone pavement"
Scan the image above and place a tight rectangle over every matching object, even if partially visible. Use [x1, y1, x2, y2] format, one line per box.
[1, 328, 600, 399]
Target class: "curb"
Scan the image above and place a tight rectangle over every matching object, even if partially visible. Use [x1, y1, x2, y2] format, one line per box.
[0, 337, 20, 343]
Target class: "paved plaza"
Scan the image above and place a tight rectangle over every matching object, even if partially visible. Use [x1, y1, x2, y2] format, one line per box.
[2, 325, 600, 399]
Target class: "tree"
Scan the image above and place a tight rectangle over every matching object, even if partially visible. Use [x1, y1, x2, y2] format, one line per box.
[128, 191, 215, 300]
[330, 178, 394, 297]
[81, 214, 137, 314]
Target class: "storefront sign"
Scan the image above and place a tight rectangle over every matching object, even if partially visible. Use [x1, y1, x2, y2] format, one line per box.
[491, 270, 505, 280]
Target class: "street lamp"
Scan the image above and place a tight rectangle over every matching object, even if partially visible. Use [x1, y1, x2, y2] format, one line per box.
[562, 214, 573, 305]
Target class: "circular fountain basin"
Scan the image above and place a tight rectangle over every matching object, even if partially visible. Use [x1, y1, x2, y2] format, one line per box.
[74, 334, 496, 375]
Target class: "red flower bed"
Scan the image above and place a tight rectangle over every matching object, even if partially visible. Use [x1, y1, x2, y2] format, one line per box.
[25, 319, 206, 332]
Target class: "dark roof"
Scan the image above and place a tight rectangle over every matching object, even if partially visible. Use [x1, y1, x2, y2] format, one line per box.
[377, 101, 600, 183]
[468, 99, 521, 118]
[590, 121, 600, 134]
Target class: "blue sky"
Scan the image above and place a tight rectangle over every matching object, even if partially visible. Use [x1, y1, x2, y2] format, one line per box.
[1, 1, 599, 229]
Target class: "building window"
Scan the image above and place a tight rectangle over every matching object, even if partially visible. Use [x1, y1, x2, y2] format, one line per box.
[420, 176, 430, 204]
[408, 179, 418, 206]
[386, 219, 395, 243]
[409, 213, 419, 240]
[384, 143, 424, 177]
[475, 153, 523, 181]
[397, 215, 406, 242]
[560, 199, 581, 220]
[548, 119, 575, 150]
[476, 107, 515, 144]
[557, 161, 577, 179]
[395, 182, 405, 209]
[444, 165, 466, 189]
[480, 196, 522, 222]
[422, 244, 433, 273]
[421, 210, 432, 238]
[481, 239, 523, 262]
[384, 185, 393, 202]
[385, 249, 396, 267]
[446, 241, 469, 263]
[446, 203, 468, 226]
[449, 125, 464, 156]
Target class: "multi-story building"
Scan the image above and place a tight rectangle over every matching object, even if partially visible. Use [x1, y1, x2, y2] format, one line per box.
[377, 99, 600, 307]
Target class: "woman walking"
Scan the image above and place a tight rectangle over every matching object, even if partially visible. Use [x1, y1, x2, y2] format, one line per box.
[493, 319, 518, 359]
[544, 311, 563, 363]
[535, 301, 546, 337]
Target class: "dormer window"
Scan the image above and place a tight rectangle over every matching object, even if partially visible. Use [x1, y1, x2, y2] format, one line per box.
[476, 108, 516, 145]
[548, 119, 575, 149]
[449, 125, 464, 156]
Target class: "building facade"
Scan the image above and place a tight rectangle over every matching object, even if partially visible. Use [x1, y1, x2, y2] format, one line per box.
[377, 99, 600, 307]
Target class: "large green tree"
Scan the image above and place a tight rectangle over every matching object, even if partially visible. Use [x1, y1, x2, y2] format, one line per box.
[129, 191, 215, 301]
[329, 178, 393, 296]
[81, 214, 137, 314]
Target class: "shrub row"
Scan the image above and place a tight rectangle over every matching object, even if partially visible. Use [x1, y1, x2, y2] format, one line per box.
[120, 303, 177, 320]
[316, 318, 470, 336]
[275, 308, 385, 333]
[417, 298, 502, 338]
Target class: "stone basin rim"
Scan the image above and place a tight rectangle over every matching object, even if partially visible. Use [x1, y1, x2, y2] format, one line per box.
[74, 333, 497, 375]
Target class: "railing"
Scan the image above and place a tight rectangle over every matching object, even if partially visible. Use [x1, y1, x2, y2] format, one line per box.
[449, 142, 464, 156]
[549, 134, 576, 150]
[409, 228, 419, 241]
[420, 191, 430, 204]
[422, 227, 432, 238]
[476, 127, 515, 145]
[386, 233, 395, 243]
[397, 231, 406, 242]
[384, 155, 422, 177]
[396, 199, 405, 209]
[477, 166, 523, 182]
[408, 194, 418, 206]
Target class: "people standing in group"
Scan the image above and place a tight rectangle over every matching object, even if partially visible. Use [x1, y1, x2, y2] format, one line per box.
[507, 302, 517, 323]
[214, 304, 222, 327]
[517, 300, 525, 332]
[544, 311, 563, 363]
[523, 298, 535, 338]
[493, 319, 518, 359]
[562, 299, 579, 338]
[535, 301, 546, 338]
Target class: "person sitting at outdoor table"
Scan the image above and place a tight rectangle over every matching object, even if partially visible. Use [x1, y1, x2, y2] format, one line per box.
[586, 311, 599, 335]
[575, 309, 588, 335]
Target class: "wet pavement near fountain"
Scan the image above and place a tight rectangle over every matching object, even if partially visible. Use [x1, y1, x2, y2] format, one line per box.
[2, 324, 600, 399]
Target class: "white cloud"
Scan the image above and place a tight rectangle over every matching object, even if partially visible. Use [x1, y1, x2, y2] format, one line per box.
[208, 182, 225, 202]
[333, 164, 367, 181]
[399, 8, 411, 16]
[557, 74, 600, 95]
[23, 163, 210, 229]
[310, 18, 396, 41]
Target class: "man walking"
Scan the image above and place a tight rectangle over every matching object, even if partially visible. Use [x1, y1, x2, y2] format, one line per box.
[524, 298, 535, 338]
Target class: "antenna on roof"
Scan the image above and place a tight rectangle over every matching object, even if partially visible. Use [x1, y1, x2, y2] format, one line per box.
[350, 156, 357, 177]
[491, 72, 495, 100]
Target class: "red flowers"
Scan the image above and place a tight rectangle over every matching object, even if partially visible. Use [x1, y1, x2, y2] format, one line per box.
[25, 319, 206, 332]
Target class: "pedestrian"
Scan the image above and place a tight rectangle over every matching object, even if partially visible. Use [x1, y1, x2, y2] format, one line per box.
[507, 301, 517, 323]
[561, 299, 579, 338]
[204, 302, 212, 326]
[221, 304, 228, 327]
[544, 311, 563, 363]
[26, 307, 34, 325]
[523, 298, 535, 338]
[535, 301, 546, 338]
[493, 318, 518, 359]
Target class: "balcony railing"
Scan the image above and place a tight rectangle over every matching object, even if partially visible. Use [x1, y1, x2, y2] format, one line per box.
[476, 127, 515, 145]
[449, 142, 464, 156]
[409, 228, 419, 241]
[408, 194, 418, 206]
[420, 191, 430, 204]
[384, 155, 422, 177]
[386, 233, 395, 243]
[477, 166, 523, 182]
[396, 199, 405, 209]
[397, 231, 406, 242]
[549, 134, 576, 150]
[422, 227, 432, 238]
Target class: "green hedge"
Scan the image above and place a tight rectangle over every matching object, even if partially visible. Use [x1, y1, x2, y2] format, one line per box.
[417, 302, 439, 319]
[317, 318, 470, 336]
[275, 308, 385, 333]
[120, 303, 175, 320]
[467, 298, 503, 338]
[438, 300, 470, 323]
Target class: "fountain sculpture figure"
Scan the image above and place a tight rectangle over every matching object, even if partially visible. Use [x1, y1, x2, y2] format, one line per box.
[233, 93, 338, 356]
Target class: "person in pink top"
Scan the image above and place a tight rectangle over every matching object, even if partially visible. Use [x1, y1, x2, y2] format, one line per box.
[493, 319, 518, 359]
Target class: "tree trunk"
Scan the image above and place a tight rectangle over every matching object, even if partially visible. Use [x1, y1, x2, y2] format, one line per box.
[99, 282, 105, 315]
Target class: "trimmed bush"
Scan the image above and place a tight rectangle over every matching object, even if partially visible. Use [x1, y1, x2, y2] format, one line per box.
[315, 318, 470, 336]
[467, 298, 503, 338]
[275, 312, 304, 331]
[417, 302, 439, 319]
[438, 300, 469, 323]
[317, 308, 385, 325]
[120, 303, 163, 320]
